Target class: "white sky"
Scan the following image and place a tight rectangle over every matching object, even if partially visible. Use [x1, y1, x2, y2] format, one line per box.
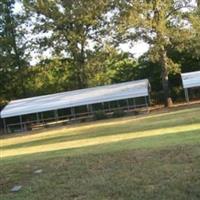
[16, 0, 198, 65]
[29, 42, 149, 65]
[119, 42, 149, 58]
[14, 2, 150, 65]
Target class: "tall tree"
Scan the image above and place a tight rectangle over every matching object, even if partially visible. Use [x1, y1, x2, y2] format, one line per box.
[86, 46, 138, 86]
[112, 0, 198, 107]
[23, 0, 110, 89]
[0, 0, 27, 103]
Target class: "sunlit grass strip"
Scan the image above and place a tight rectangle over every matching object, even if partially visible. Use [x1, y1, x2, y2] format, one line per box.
[1, 123, 200, 158]
[1, 107, 200, 147]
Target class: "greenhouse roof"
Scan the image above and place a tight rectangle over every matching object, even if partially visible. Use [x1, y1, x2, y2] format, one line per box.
[181, 71, 200, 89]
[0, 79, 150, 118]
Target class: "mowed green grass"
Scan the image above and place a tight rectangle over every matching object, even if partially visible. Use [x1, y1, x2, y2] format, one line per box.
[1, 106, 200, 200]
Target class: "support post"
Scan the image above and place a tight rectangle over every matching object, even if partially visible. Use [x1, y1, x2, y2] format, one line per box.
[184, 88, 189, 103]
[126, 99, 130, 111]
[3, 118, 7, 134]
[117, 101, 120, 110]
[36, 113, 40, 123]
[145, 96, 149, 113]
[71, 107, 76, 119]
[102, 102, 105, 112]
[41, 112, 44, 123]
[54, 110, 58, 121]
[86, 105, 90, 116]
[19, 115, 23, 132]
[108, 102, 111, 112]
[89, 105, 93, 114]
[133, 98, 136, 109]
[91, 105, 93, 113]
[148, 85, 151, 107]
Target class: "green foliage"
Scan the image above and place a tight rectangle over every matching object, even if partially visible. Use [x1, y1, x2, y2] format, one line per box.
[23, 0, 111, 88]
[112, 109, 125, 118]
[112, 0, 200, 106]
[0, 0, 200, 106]
[24, 59, 74, 96]
[87, 46, 138, 87]
[93, 111, 107, 120]
[0, 0, 28, 103]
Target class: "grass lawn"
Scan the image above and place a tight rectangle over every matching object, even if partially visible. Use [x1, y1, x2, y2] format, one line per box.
[1, 106, 200, 200]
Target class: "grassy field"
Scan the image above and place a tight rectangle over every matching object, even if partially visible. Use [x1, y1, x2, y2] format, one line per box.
[1, 106, 200, 200]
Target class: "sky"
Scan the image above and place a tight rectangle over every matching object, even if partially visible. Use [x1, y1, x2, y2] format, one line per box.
[119, 42, 149, 58]
[15, 0, 196, 65]
[14, 2, 150, 65]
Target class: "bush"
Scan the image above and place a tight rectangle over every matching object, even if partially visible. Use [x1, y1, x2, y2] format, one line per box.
[133, 110, 140, 115]
[112, 109, 125, 118]
[93, 111, 107, 120]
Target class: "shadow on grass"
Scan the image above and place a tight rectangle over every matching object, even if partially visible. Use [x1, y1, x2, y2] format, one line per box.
[1, 128, 200, 166]
[1, 110, 200, 151]
[1, 105, 199, 141]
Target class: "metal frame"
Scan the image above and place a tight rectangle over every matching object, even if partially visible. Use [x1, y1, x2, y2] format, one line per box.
[1, 79, 150, 119]
[3, 96, 150, 134]
[181, 71, 200, 103]
[183, 87, 200, 103]
[19, 115, 23, 132]
[184, 88, 189, 103]
[3, 118, 7, 134]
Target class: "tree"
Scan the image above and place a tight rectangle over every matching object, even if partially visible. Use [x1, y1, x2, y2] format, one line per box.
[24, 58, 78, 96]
[86, 46, 138, 86]
[23, 0, 111, 89]
[112, 0, 199, 107]
[0, 0, 28, 103]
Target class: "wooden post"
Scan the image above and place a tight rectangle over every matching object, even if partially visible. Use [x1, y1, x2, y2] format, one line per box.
[184, 88, 189, 103]
[3, 118, 7, 134]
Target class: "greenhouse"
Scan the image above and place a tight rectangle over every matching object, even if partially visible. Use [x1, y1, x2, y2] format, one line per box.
[181, 71, 200, 102]
[0, 79, 151, 133]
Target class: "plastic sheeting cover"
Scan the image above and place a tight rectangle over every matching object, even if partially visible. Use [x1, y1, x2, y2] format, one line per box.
[0, 79, 150, 118]
[181, 71, 200, 89]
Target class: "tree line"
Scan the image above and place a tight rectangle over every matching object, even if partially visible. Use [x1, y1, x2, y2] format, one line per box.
[0, 0, 200, 107]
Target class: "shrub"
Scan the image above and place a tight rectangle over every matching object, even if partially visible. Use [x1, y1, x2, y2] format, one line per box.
[112, 109, 125, 118]
[133, 110, 140, 115]
[93, 111, 107, 120]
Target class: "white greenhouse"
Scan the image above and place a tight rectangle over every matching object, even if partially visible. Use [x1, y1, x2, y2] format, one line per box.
[0, 79, 151, 133]
[181, 71, 200, 102]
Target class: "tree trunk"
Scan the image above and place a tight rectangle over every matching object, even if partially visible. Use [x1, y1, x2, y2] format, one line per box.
[160, 47, 173, 107]
[74, 42, 87, 89]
